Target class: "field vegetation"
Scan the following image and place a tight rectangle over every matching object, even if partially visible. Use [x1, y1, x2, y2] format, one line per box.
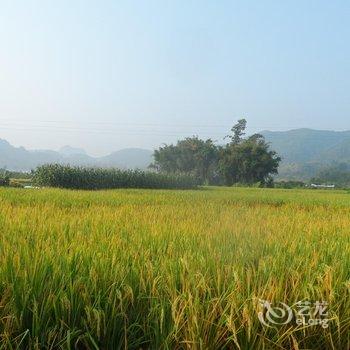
[33, 164, 198, 190]
[0, 187, 349, 349]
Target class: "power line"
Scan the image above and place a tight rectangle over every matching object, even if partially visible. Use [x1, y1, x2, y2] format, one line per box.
[0, 125, 228, 137]
[0, 119, 231, 128]
[0, 118, 301, 129]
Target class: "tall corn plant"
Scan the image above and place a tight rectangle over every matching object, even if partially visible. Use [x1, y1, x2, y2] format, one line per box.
[33, 164, 199, 190]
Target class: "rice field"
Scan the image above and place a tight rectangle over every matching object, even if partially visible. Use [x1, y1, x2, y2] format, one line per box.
[0, 186, 349, 349]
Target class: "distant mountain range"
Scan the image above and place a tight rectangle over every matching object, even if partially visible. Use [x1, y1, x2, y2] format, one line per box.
[261, 128, 350, 180]
[2, 128, 350, 179]
[0, 139, 153, 171]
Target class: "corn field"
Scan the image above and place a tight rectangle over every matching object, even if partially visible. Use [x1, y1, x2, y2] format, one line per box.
[33, 164, 199, 190]
[0, 186, 349, 349]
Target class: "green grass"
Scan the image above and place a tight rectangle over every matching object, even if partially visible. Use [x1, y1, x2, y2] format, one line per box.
[0, 187, 349, 349]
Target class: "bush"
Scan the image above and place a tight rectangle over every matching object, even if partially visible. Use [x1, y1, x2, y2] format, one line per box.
[11, 178, 32, 187]
[274, 180, 306, 189]
[9, 180, 25, 188]
[0, 178, 9, 187]
[33, 164, 199, 190]
[0, 171, 10, 187]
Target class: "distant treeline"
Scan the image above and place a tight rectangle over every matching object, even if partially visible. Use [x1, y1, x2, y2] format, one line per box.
[33, 164, 199, 190]
[151, 119, 281, 186]
[1, 119, 283, 189]
[0, 169, 32, 187]
[4, 117, 350, 190]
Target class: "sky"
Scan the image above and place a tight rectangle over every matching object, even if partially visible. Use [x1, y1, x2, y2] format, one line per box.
[0, 0, 349, 156]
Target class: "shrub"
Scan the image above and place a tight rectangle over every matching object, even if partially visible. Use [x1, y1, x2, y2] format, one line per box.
[274, 180, 306, 189]
[8, 178, 32, 188]
[33, 164, 199, 190]
[9, 180, 25, 188]
[0, 171, 10, 187]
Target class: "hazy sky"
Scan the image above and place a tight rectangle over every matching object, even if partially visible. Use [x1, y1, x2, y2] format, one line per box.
[1, 0, 349, 156]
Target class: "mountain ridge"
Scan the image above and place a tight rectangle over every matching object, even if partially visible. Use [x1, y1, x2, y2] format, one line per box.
[0, 139, 153, 171]
[261, 128, 350, 179]
[2, 127, 350, 179]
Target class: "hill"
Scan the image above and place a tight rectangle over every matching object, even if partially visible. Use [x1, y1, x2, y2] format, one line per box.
[58, 145, 87, 157]
[99, 148, 153, 169]
[3, 128, 350, 179]
[0, 139, 153, 171]
[261, 128, 350, 179]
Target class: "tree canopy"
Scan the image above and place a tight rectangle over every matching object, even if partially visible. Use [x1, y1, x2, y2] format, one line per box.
[152, 137, 218, 184]
[151, 119, 281, 186]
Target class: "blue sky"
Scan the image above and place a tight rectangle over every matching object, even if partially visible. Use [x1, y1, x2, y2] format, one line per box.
[0, 0, 349, 155]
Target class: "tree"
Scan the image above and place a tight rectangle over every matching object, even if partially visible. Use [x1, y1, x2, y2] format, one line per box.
[151, 137, 219, 184]
[152, 119, 281, 187]
[226, 118, 247, 144]
[219, 120, 281, 185]
[0, 169, 10, 186]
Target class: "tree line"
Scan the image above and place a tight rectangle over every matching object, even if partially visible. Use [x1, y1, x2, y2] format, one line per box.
[151, 119, 281, 186]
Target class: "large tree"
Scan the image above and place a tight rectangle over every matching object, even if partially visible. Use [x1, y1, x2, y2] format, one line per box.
[151, 137, 219, 184]
[152, 120, 281, 186]
[219, 120, 281, 185]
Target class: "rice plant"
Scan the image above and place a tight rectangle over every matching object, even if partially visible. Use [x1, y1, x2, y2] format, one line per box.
[0, 186, 349, 349]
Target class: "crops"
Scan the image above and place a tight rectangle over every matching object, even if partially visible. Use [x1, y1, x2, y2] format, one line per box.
[33, 164, 199, 190]
[0, 186, 349, 349]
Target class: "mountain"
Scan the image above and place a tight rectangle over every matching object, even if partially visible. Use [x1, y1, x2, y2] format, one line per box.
[99, 148, 153, 169]
[0, 139, 153, 171]
[59, 145, 87, 157]
[261, 128, 350, 180]
[3, 128, 350, 179]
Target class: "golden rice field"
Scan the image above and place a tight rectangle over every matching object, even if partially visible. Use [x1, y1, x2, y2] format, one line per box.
[0, 187, 349, 349]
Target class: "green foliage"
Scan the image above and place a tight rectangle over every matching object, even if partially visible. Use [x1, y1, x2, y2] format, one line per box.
[152, 136, 219, 184]
[0, 170, 10, 187]
[0, 169, 32, 187]
[226, 118, 247, 144]
[9, 180, 23, 188]
[219, 121, 281, 186]
[33, 164, 199, 190]
[7, 170, 33, 179]
[274, 180, 306, 189]
[152, 120, 281, 186]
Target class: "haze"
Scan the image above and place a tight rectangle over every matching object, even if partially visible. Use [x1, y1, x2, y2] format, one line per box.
[1, 0, 349, 156]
